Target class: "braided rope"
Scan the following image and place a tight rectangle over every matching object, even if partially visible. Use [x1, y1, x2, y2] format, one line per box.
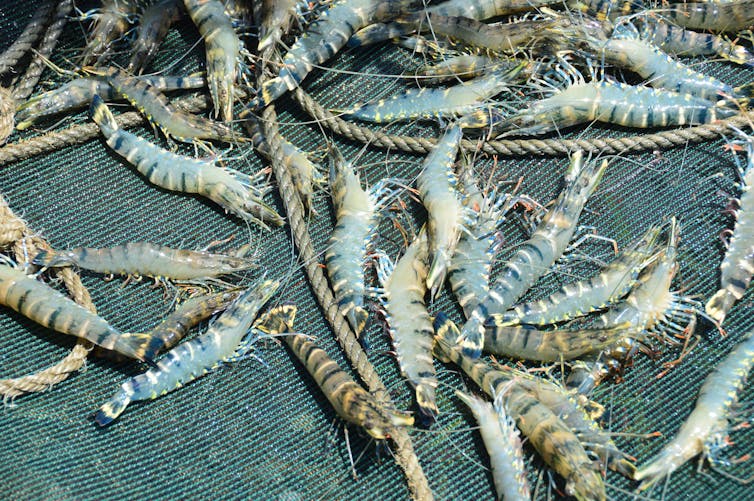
[0, 193, 95, 402]
[294, 87, 753, 156]
[0, 0, 56, 76]
[11, 0, 73, 103]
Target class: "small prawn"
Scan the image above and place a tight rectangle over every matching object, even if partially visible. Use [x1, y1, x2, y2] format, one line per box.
[415, 55, 500, 84]
[433, 328, 606, 501]
[285, 330, 415, 439]
[94, 279, 279, 426]
[0, 257, 140, 359]
[114, 289, 242, 362]
[128, 0, 184, 74]
[417, 124, 465, 299]
[344, 63, 527, 124]
[491, 221, 664, 327]
[325, 145, 382, 337]
[650, 0, 754, 32]
[183, 0, 242, 121]
[458, 151, 607, 358]
[495, 81, 737, 137]
[89, 96, 283, 227]
[707, 136, 754, 325]
[446, 159, 511, 318]
[378, 228, 438, 422]
[15, 73, 206, 130]
[102, 66, 240, 144]
[455, 390, 531, 501]
[635, 330, 754, 489]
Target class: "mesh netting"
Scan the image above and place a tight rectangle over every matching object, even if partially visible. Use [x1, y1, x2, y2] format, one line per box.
[1, 1, 753, 500]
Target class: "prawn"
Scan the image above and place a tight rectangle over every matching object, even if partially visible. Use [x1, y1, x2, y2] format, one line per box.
[0, 257, 141, 360]
[491, 221, 664, 327]
[79, 0, 139, 66]
[458, 151, 607, 358]
[89, 95, 283, 228]
[94, 279, 279, 426]
[650, 0, 754, 32]
[378, 228, 438, 422]
[183, 0, 242, 121]
[284, 330, 415, 439]
[343, 63, 527, 124]
[325, 145, 383, 337]
[114, 289, 242, 362]
[707, 136, 754, 325]
[455, 390, 531, 501]
[257, 0, 298, 53]
[635, 330, 754, 489]
[102, 66, 240, 144]
[495, 81, 737, 137]
[32, 242, 255, 281]
[15, 73, 206, 131]
[433, 327, 605, 501]
[128, 0, 184, 74]
[417, 124, 465, 299]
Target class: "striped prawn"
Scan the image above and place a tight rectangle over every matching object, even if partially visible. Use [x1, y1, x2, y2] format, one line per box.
[447, 157, 513, 318]
[457, 151, 607, 358]
[100, 66, 240, 145]
[377, 228, 439, 422]
[15, 73, 206, 131]
[94, 279, 279, 426]
[0, 256, 143, 360]
[252, 0, 408, 108]
[417, 124, 466, 299]
[115, 289, 242, 362]
[455, 389, 531, 501]
[183, 0, 243, 122]
[325, 145, 393, 337]
[343, 63, 528, 124]
[32, 242, 256, 282]
[78, 0, 139, 66]
[89, 96, 283, 228]
[433, 329, 606, 501]
[707, 134, 754, 325]
[635, 330, 754, 489]
[256, 0, 298, 53]
[495, 80, 737, 137]
[274, 309, 415, 439]
[490, 221, 664, 328]
[649, 0, 754, 32]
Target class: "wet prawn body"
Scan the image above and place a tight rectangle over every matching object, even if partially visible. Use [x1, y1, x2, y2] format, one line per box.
[257, 0, 298, 53]
[588, 36, 740, 102]
[635, 331, 754, 489]
[285, 332, 415, 439]
[706, 141, 754, 325]
[104, 67, 238, 143]
[113, 289, 242, 361]
[89, 96, 283, 227]
[0, 262, 135, 358]
[325, 148, 378, 337]
[490, 222, 664, 327]
[183, 0, 241, 121]
[255, 0, 394, 107]
[380, 230, 439, 421]
[80, 0, 139, 66]
[93, 280, 279, 426]
[455, 391, 531, 501]
[417, 124, 465, 298]
[653, 0, 754, 32]
[447, 164, 509, 318]
[433, 335, 606, 501]
[345, 66, 521, 124]
[458, 152, 607, 358]
[496, 81, 736, 137]
[15, 74, 206, 130]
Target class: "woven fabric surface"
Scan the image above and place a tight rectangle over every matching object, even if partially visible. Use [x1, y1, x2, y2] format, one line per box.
[1, 1, 753, 500]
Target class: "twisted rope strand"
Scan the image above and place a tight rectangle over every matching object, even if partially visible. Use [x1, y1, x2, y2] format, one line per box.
[0, 0, 56, 76]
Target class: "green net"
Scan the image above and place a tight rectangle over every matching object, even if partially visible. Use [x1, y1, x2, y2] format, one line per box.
[1, 2, 753, 500]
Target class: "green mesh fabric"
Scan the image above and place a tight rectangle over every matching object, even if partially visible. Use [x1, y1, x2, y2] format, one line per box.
[1, 2, 754, 500]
